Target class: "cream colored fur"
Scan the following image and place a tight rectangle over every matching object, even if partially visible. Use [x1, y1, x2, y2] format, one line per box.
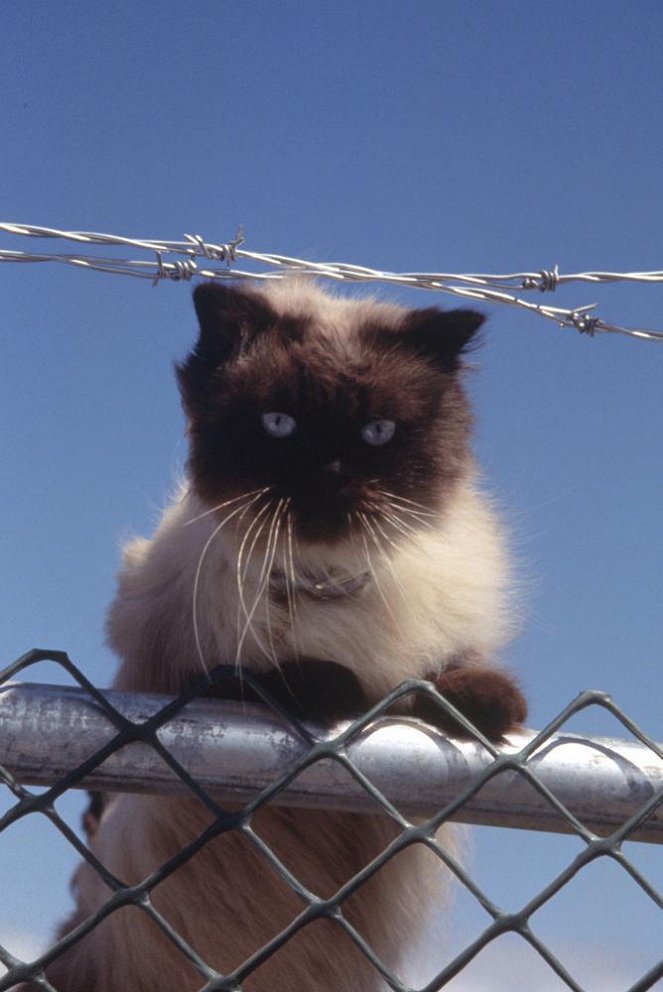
[48, 281, 514, 991]
[110, 482, 511, 697]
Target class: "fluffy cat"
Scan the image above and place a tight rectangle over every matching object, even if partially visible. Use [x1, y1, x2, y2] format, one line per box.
[30, 280, 526, 992]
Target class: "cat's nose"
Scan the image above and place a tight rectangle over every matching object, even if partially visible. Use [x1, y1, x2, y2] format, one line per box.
[319, 459, 350, 491]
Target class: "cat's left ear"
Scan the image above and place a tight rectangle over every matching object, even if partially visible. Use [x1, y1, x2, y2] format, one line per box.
[400, 307, 485, 370]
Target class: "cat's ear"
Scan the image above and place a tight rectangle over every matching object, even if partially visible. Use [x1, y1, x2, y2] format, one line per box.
[399, 307, 485, 370]
[176, 283, 274, 412]
[191, 282, 274, 365]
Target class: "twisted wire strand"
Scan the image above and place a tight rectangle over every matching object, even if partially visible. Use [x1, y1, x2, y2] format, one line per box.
[1, 222, 662, 342]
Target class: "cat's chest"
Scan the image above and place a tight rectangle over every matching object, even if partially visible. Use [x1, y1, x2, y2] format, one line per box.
[214, 556, 402, 671]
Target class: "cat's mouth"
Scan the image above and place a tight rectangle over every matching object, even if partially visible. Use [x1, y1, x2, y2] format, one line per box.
[288, 508, 359, 546]
[269, 477, 370, 544]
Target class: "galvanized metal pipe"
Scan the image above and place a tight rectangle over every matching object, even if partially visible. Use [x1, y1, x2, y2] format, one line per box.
[1, 682, 661, 842]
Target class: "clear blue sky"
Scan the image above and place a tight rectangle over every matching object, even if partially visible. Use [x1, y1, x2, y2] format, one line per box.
[1, 2, 661, 989]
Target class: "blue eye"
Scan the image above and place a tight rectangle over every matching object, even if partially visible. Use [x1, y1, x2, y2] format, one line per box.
[361, 419, 396, 446]
[261, 411, 297, 438]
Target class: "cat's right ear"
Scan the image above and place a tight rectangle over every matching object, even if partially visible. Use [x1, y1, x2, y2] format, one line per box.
[191, 282, 274, 365]
[176, 283, 274, 412]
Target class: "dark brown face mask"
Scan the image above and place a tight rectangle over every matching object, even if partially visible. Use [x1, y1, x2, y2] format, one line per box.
[176, 281, 483, 545]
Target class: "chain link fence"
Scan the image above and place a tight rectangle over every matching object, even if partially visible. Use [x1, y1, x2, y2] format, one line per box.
[1, 649, 661, 991]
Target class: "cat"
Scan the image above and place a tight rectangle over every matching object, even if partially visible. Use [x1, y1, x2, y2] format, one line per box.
[29, 279, 526, 992]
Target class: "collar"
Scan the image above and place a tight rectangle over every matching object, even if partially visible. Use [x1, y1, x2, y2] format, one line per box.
[269, 565, 372, 602]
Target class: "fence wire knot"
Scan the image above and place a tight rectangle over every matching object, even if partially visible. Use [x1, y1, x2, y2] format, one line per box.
[152, 251, 197, 287]
[569, 307, 600, 336]
[522, 265, 560, 292]
[184, 235, 230, 263]
[184, 227, 245, 264]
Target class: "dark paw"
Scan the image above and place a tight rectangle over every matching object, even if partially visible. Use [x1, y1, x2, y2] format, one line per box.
[256, 659, 368, 724]
[411, 665, 527, 741]
[201, 660, 368, 725]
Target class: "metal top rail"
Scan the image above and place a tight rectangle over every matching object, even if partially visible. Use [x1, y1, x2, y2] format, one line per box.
[2, 681, 662, 843]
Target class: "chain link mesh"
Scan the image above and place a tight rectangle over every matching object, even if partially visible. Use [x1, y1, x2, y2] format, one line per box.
[1, 649, 661, 992]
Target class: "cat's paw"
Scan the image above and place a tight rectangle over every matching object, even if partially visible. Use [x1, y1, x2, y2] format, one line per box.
[199, 661, 367, 725]
[254, 659, 368, 725]
[411, 665, 527, 742]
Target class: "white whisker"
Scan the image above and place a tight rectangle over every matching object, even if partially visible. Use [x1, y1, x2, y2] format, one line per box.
[235, 502, 273, 670]
[235, 498, 287, 669]
[258, 498, 286, 590]
[261, 499, 288, 666]
[183, 487, 271, 527]
[379, 506, 420, 539]
[191, 488, 268, 676]
[356, 511, 399, 622]
[237, 503, 272, 588]
[384, 501, 435, 530]
[283, 501, 300, 653]
[366, 511, 411, 601]
[380, 489, 437, 516]
[368, 512, 405, 556]
[286, 504, 298, 595]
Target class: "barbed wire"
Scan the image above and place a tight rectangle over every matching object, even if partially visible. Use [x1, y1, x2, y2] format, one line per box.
[1, 222, 662, 343]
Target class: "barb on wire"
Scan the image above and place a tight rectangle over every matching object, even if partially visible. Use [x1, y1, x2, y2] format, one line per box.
[1, 222, 662, 343]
